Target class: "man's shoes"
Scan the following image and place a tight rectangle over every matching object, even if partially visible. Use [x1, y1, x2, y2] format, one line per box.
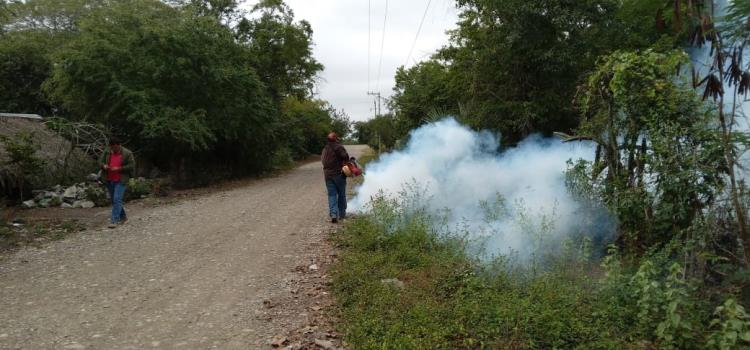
[331, 218, 338, 224]
[107, 223, 117, 229]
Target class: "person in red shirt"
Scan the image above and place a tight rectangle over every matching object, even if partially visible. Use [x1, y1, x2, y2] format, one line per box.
[99, 137, 135, 228]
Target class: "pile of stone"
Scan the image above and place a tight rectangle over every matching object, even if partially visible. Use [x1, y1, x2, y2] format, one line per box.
[22, 179, 108, 209]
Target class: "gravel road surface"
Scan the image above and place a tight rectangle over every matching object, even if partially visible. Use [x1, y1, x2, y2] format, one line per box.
[0, 145, 369, 350]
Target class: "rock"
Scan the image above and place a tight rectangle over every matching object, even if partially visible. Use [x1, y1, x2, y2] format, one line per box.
[63, 185, 79, 199]
[32, 190, 46, 201]
[82, 185, 108, 206]
[313, 339, 336, 350]
[21, 200, 36, 209]
[47, 195, 62, 207]
[61, 203, 73, 209]
[308, 264, 319, 271]
[86, 173, 100, 182]
[271, 335, 289, 347]
[380, 278, 405, 289]
[73, 200, 96, 209]
[286, 341, 302, 350]
[38, 198, 52, 208]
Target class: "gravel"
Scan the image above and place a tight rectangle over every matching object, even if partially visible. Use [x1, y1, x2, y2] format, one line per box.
[0, 145, 369, 350]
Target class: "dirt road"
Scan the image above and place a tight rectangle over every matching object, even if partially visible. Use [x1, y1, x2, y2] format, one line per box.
[0, 145, 369, 350]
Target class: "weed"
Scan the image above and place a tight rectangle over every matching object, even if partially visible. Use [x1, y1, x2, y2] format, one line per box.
[333, 196, 749, 349]
[0, 219, 86, 253]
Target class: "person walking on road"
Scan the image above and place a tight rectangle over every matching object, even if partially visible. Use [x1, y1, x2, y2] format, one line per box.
[321, 132, 350, 223]
[100, 137, 135, 229]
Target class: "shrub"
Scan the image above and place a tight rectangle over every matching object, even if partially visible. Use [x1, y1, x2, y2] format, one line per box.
[706, 298, 750, 350]
[334, 195, 749, 349]
[0, 131, 44, 198]
[334, 198, 618, 349]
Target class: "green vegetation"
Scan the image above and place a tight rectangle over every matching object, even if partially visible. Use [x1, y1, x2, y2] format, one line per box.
[0, 0, 349, 193]
[0, 131, 44, 197]
[337, 0, 750, 348]
[353, 114, 401, 152]
[334, 197, 750, 349]
[0, 218, 85, 252]
[354, 0, 677, 149]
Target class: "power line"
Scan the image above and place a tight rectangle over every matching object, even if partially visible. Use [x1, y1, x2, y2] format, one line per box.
[367, 0, 371, 93]
[375, 0, 388, 92]
[404, 0, 432, 68]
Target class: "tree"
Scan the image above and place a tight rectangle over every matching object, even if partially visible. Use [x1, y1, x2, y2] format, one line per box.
[391, 60, 457, 132]
[44, 0, 276, 175]
[0, 131, 44, 198]
[2, 0, 98, 32]
[572, 50, 726, 253]
[328, 106, 351, 141]
[0, 31, 57, 114]
[165, 0, 242, 24]
[0, 0, 91, 115]
[430, 0, 624, 144]
[280, 97, 340, 158]
[236, 0, 323, 103]
[354, 114, 400, 151]
[0, 0, 21, 34]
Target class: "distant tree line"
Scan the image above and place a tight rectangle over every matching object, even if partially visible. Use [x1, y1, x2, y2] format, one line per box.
[0, 0, 349, 186]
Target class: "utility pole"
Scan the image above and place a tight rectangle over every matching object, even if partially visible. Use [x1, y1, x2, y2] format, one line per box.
[367, 91, 384, 153]
[367, 91, 381, 116]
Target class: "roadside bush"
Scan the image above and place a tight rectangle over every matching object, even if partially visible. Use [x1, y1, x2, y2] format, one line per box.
[333, 196, 750, 349]
[0, 131, 44, 198]
[270, 147, 295, 170]
[125, 177, 170, 200]
[353, 114, 401, 152]
[706, 298, 750, 350]
[278, 97, 351, 160]
[84, 185, 109, 207]
[333, 197, 607, 349]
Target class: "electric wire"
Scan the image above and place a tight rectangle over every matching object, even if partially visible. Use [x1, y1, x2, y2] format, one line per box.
[404, 0, 432, 68]
[367, 0, 371, 93]
[375, 0, 388, 92]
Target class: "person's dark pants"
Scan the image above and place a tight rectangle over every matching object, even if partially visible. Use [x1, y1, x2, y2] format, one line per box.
[106, 181, 127, 224]
[325, 175, 347, 219]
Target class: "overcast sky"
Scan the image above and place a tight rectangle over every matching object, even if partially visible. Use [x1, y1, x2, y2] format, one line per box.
[243, 0, 459, 122]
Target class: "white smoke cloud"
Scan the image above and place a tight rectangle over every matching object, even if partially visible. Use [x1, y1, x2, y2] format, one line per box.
[349, 118, 616, 260]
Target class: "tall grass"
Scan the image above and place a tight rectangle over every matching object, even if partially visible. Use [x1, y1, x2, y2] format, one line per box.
[332, 194, 750, 349]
